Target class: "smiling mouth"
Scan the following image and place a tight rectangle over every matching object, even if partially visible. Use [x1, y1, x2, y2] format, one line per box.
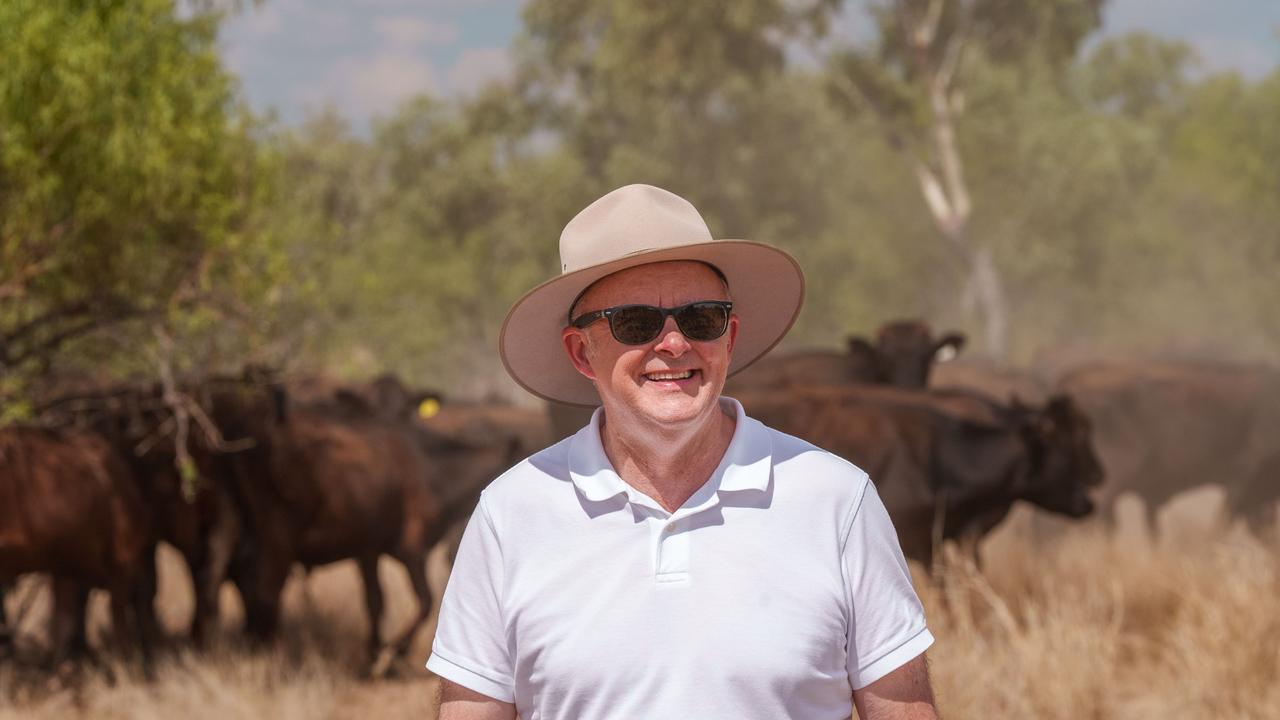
[644, 370, 696, 382]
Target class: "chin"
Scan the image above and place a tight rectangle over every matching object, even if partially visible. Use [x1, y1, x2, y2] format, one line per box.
[636, 392, 716, 425]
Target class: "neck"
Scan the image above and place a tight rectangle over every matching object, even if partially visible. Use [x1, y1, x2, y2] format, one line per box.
[599, 399, 736, 513]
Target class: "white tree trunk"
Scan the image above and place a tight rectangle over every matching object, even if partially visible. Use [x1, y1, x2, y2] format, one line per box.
[970, 246, 1009, 358]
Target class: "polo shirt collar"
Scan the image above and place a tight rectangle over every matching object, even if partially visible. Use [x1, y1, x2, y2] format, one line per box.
[567, 397, 772, 512]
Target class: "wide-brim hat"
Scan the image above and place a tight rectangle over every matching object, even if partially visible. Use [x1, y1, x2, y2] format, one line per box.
[499, 184, 805, 407]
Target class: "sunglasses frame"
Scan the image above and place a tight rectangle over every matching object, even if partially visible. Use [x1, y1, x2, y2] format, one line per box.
[570, 300, 734, 345]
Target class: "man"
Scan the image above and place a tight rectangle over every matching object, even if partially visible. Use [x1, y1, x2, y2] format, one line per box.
[428, 184, 939, 719]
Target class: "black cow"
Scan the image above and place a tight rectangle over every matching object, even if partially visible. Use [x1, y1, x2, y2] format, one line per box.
[735, 385, 1102, 570]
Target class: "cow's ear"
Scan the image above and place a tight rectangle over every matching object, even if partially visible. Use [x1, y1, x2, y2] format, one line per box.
[335, 389, 372, 417]
[1022, 405, 1056, 437]
[1045, 394, 1076, 420]
[847, 336, 875, 356]
[934, 332, 966, 363]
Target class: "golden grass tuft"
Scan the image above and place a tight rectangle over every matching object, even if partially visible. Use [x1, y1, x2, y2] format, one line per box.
[925, 506, 1280, 720]
[2, 502, 1278, 719]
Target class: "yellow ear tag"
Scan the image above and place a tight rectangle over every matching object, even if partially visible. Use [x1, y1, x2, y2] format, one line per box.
[418, 397, 441, 419]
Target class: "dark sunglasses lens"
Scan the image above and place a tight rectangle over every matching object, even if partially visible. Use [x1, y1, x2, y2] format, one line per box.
[609, 306, 665, 344]
[675, 303, 729, 341]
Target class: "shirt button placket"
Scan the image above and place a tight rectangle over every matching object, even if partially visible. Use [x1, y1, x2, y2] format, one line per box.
[654, 516, 690, 584]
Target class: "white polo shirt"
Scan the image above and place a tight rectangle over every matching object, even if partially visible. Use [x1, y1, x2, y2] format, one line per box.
[427, 398, 932, 719]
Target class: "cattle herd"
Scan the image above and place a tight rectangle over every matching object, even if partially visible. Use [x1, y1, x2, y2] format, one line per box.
[2, 320, 1278, 678]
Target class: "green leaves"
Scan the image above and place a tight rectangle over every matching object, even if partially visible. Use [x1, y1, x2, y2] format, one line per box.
[3, 0, 1276, 400]
[0, 0, 274, 393]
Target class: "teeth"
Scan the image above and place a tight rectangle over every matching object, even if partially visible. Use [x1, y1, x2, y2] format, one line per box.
[646, 370, 694, 381]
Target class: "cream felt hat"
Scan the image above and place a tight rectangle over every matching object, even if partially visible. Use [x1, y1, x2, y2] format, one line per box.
[499, 184, 805, 406]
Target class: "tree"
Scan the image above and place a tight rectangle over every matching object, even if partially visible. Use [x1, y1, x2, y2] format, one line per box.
[825, 0, 1105, 357]
[0, 0, 273, 407]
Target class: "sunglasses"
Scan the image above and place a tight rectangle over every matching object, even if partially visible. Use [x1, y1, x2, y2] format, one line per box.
[570, 301, 733, 345]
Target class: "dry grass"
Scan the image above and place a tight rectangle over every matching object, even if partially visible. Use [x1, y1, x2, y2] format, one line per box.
[2, 495, 1278, 719]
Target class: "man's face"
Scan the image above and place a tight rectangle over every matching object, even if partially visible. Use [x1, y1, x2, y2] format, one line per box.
[562, 261, 738, 432]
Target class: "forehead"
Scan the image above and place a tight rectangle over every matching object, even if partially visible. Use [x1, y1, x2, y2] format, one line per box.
[576, 261, 728, 310]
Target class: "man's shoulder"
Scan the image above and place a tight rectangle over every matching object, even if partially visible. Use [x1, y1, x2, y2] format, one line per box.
[749, 416, 872, 501]
[479, 434, 575, 507]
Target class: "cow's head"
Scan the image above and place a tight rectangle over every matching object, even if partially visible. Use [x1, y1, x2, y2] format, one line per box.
[848, 321, 966, 388]
[369, 374, 443, 424]
[322, 374, 443, 425]
[1015, 394, 1104, 517]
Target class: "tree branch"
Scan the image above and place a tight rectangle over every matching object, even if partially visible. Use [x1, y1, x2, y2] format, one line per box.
[937, 0, 975, 93]
[914, 0, 945, 49]
[0, 258, 53, 302]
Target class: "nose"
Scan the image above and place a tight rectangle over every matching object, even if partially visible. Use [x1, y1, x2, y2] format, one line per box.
[652, 316, 691, 356]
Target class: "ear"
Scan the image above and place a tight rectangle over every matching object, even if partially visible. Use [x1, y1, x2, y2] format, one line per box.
[1045, 393, 1075, 419]
[847, 336, 874, 356]
[934, 332, 966, 362]
[725, 314, 740, 355]
[371, 374, 411, 421]
[1018, 403, 1056, 438]
[1009, 393, 1032, 414]
[562, 326, 597, 381]
[334, 389, 372, 417]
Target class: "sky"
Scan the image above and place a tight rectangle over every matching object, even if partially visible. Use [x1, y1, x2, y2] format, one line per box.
[217, 0, 1280, 131]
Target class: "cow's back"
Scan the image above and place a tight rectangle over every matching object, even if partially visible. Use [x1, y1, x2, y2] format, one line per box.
[725, 350, 873, 394]
[1056, 360, 1280, 526]
[734, 386, 949, 563]
[0, 427, 150, 584]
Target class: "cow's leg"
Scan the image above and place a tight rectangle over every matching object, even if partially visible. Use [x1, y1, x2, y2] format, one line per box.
[49, 577, 90, 667]
[0, 582, 12, 658]
[185, 546, 213, 647]
[388, 548, 433, 663]
[193, 493, 240, 647]
[1235, 495, 1278, 539]
[1142, 500, 1162, 543]
[357, 555, 384, 672]
[232, 539, 291, 645]
[131, 556, 158, 676]
[1097, 494, 1121, 532]
[108, 577, 134, 656]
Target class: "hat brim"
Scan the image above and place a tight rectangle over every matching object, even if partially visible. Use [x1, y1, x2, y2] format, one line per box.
[499, 240, 805, 406]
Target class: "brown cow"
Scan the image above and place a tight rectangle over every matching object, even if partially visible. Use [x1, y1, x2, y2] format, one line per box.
[861, 320, 967, 388]
[229, 377, 521, 675]
[422, 401, 552, 563]
[551, 320, 967, 445]
[735, 385, 1102, 570]
[1057, 360, 1280, 536]
[37, 374, 285, 649]
[930, 359, 1050, 405]
[0, 426, 155, 665]
[723, 319, 965, 395]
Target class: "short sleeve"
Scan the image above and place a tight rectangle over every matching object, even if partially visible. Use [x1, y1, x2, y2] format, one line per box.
[426, 496, 515, 702]
[841, 479, 934, 690]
